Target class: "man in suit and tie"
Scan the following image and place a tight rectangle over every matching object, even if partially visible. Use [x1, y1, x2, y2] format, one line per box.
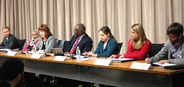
[60, 24, 92, 87]
[65, 23, 93, 55]
[0, 58, 24, 87]
[0, 26, 18, 49]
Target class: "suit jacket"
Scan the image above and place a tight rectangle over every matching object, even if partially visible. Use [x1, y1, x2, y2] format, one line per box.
[0, 34, 18, 49]
[35, 36, 56, 53]
[94, 39, 117, 57]
[123, 39, 151, 60]
[151, 37, 184, 64]
[67, 34, 93, 54]
[0, 80, 12, 87]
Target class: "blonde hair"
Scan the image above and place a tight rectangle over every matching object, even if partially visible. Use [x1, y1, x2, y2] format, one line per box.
[2, 26, 10, 30]
[131, 24, 147, 49]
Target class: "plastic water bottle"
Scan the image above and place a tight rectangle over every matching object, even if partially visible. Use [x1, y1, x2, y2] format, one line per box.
[76, 46, 80, 59]
[33, 47, 37, 54]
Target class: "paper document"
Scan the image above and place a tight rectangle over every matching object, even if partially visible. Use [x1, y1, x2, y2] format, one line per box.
[0, 48, 19, 52]
[75, 55, 94, 60]
[6, 51, 17, 56]
[94, 59, 112, 66]
[153, 62, 177, 67]
[130, 62, 152, 70]
[0, 49, 6, 51]
[108, 58, 134, 62]
[53, 56, 66, 61]
[30, 54, 42, 59]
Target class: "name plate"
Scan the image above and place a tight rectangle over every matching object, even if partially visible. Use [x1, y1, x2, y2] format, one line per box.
[130, 62, 152, 70]
[6, 51, 17, 56]
[53, 56, 67, 61]
[93, 59, 112, 66]
[30, 54, 42, 59]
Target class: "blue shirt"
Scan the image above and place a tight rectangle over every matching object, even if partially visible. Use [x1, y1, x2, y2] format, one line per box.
[170, 36, 184, 59]
[94, 39, 117, 57]
[70, 34, 85, 52]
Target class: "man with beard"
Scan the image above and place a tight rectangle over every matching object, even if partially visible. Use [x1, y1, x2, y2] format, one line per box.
[145, 22, 184, 64]
[0, 58, 24, 87]
[0, 26, 18, 49]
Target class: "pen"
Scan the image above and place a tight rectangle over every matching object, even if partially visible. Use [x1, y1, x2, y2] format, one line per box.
[147, 54, 149, 58]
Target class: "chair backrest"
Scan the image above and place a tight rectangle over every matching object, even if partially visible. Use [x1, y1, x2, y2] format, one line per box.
[57, 40, 70, 53]
[63, 41, 70, 52]
[58, 40, 61, 47]
[17, 39, 26, 50]
[113, 42, 123, 54]
[150, 43, 164, 57]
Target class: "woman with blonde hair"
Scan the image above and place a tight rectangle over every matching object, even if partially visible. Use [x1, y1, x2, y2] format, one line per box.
[110, 23, 151, 60]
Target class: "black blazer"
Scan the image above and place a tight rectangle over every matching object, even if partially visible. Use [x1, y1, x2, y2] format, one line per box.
[67, 34, 93, 54]
[0, 80, 12, 87]
[0, 34, 18, 49]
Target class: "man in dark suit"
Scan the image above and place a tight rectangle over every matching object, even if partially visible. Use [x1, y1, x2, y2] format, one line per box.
[0, 26, 18, 49]
[0, 58, 24, 87]
[59, 24, 92, 87]
[65, 23, 93, 55]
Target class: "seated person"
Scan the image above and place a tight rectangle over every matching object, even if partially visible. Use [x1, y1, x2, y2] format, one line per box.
[35, 24, 56, 53]
[110, 24, 151, 60]
[145, 22, 184, 64]
[0, 58, 24, 87]
[34, 24, 56, 86]
[22, 30, 40, 51]
[83, 26, 117, 57]
[0, 26, 18, 49]
[65, 23, 93, 55]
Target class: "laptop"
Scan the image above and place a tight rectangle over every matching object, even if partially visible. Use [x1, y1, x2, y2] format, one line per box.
[51, 48, 64, 53]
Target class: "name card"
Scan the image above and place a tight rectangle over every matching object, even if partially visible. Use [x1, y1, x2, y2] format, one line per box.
[93, 59, 112, 66]
[130, 62, 152, 70]
[6, 51, 17, 56]
[30, 54, 42, 59]
[53, 56, 67, 61]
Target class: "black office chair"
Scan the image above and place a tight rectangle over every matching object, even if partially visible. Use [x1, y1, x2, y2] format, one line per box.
[17, 39, 26, 50]
[63, 41, 70, 52]
[150, 43, 164, 57]
[57, 40, 70, 53]
[113, 42, 123, 54]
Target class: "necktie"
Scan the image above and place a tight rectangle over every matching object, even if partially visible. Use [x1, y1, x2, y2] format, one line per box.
[70, 37, 79, 54]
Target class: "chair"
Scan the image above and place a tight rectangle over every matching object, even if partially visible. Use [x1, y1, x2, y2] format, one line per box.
[150, 43, 164, 57]
[63, 41, 70, 52]
[17, 39, 26, 50]
[57, 40, 70, 53]
[113, 42, 123, 54]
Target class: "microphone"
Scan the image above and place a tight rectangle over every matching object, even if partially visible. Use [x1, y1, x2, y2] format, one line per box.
[20, 51, 26, 54]
[43, 53, 51, 57]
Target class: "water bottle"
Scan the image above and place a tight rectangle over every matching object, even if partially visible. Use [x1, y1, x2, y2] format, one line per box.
[33, 47, 37, 54]
[76, 46, 80, 59]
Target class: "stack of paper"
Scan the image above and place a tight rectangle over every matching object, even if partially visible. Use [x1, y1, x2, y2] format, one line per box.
[108, 58, 134, 62]
[153, 62, 177, 67]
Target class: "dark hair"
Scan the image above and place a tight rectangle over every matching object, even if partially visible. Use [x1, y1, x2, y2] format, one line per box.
[2, 58, 24, 81]
[99, 26, 117, 43]
[76, 23, 86, 33]
[2, 26, 10, 31]
[38, 24, 53, 38]
[167, 22, 183, 37]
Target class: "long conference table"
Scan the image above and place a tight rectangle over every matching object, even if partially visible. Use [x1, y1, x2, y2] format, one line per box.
[0, 51, 184, 87]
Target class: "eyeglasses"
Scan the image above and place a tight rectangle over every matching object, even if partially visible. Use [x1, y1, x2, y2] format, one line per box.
[39, 32, 44, 34]
[32, 34, 37, 36]
[168, 36, 177, 39]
